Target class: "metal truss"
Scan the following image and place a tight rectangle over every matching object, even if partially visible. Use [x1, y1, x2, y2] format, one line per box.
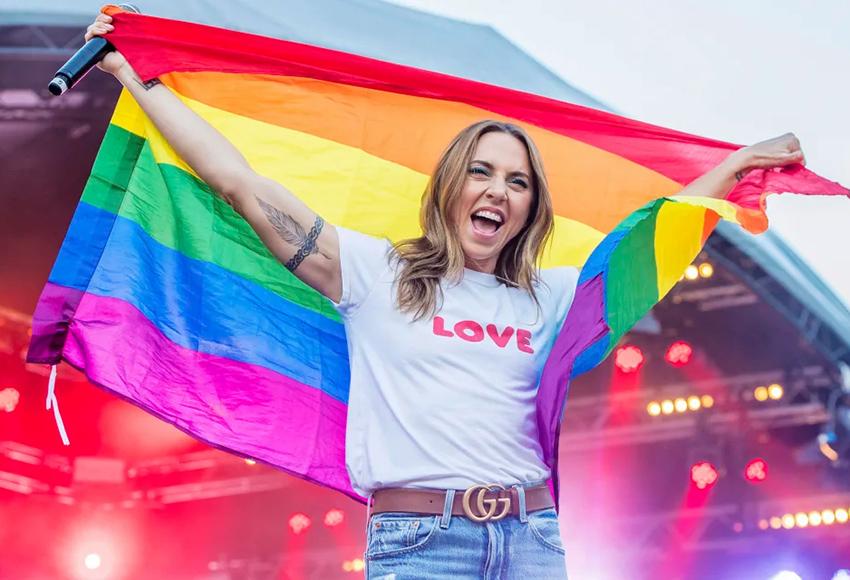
[0, 22, 83, 59]
[706, 230, 850, 366]
[608, 490, 850, 559]
[560, 366, 833, 453]
[0, 442, 297, 506]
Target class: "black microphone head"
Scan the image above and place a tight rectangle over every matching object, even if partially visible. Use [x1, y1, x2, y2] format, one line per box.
[48, 75, 69, 96]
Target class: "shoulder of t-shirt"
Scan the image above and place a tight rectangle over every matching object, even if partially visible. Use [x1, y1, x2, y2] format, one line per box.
[335, 226, 394, 255]
[538, 266, 580, 294]
[333, 227, 396, 316]
[537, 266, 580, 321]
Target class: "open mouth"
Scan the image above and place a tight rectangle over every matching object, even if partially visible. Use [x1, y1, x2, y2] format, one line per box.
[470, 209, 505, 236]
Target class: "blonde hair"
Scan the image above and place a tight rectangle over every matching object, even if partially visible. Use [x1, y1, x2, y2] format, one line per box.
[393, 120, 554, 320]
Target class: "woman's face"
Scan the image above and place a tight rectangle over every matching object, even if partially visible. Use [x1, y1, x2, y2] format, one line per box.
[453, 131, 534, 274]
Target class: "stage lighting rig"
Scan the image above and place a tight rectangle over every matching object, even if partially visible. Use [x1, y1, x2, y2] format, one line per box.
[744, 458, 768, 483]
[818, 364, 850, 465]
[614, 345, 645, 373]
[0, 387, 19, 412]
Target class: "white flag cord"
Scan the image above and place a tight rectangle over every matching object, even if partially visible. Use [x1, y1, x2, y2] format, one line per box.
[45, 365, 70, 446]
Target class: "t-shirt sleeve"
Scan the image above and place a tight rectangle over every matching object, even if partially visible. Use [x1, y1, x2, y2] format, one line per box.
[541, 266, 580, 325]
[333, 227, 393, 317]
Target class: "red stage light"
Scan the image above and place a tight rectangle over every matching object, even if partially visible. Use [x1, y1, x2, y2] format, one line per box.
[288, 513, 312, 535]
[690, 461, 719, 490]
[324, 509, 345, 527]
[614, 345, 645, 373]
[665, 341, 693, 366]
[744, 458, 768, 483]
[0, 387, 19, 413]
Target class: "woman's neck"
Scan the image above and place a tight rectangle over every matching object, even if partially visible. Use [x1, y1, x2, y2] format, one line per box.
[463, 255, 497, 275]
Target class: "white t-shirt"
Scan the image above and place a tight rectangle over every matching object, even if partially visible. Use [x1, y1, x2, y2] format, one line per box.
[333, 227, 578, 496]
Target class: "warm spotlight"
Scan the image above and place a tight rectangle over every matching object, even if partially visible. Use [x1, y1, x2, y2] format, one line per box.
[690, 461, 719, 490]
[684, 265, 699, 280]
[766, 506, 850, 531]
[822, 509, 836, 525]
[754, 386, 769, 402]
[767, 383, 784, 400]
[614, 345, 645, 373]
[769, 516, 782, 530]
[698, 262, 714, 278]
[744, 458, 768, 483]
[650, 394, 707, 416]
[687, 395, 701, 411]
[700, 394, 715, 408]
[665, 341, 693, 366]
[781, 514, 795, 529]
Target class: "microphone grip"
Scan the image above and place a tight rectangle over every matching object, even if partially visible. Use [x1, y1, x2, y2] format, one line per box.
[48, 37, 114, 96]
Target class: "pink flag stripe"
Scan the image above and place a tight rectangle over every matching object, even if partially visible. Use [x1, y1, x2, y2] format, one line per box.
[60, 287, 356, 498]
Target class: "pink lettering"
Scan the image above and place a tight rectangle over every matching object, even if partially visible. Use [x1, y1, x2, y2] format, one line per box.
[454, 320, 484, 342]
[486, 324, 515, 348]
[516, 329, 534, 354]
[432, 316, 533, 354]
[433, 316, 454, 337]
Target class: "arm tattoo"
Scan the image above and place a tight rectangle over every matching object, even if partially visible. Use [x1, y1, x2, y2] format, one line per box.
[255, 196, 325, 272]
[135, 77, 162, 91]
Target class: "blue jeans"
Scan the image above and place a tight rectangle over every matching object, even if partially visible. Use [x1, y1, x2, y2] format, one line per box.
[365, 487, 568, 579]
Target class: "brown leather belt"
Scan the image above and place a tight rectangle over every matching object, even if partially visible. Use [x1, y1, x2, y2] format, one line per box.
[370, 483, 554, 522]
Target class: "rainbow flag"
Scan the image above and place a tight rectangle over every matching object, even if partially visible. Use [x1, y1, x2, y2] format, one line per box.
[28, 6, 848, 501]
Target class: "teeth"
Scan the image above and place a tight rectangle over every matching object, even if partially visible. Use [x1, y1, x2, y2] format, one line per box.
[473, 210, 503, 223]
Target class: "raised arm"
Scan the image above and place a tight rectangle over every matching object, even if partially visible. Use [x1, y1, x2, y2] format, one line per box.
[678, 133, 805, 199]
[86, 13, 342, 302]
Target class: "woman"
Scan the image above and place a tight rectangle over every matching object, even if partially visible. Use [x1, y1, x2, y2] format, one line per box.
[86, 13, 805, 579]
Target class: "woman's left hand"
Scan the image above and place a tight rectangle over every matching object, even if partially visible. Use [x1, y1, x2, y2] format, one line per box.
[734, 132, 805, 173]
[679, 133, 806, 199]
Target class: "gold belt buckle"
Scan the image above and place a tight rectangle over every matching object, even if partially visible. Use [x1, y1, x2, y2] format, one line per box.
[461, 483, 511, 522]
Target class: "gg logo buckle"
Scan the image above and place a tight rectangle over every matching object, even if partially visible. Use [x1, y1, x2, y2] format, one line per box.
[462, 483, 511, 522]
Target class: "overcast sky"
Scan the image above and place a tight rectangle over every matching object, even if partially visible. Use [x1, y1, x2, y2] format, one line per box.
[392, 0, 850, 305]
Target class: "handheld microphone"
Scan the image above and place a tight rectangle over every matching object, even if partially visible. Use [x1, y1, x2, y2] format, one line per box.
[47, 4, 141, 97]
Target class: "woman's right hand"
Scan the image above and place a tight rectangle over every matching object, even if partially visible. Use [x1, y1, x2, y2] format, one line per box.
[84, 12, 128, 77]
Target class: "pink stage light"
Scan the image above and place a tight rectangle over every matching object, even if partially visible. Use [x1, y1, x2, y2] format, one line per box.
[324, 509, 345, 527]
[0, 387, 19, 412]
[690, 461, 719, 490]
[288, 513, 312, 535]
[665, 341, 693, 367]
[614, 345, 645, 373]
[744, 458, 768, 483]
